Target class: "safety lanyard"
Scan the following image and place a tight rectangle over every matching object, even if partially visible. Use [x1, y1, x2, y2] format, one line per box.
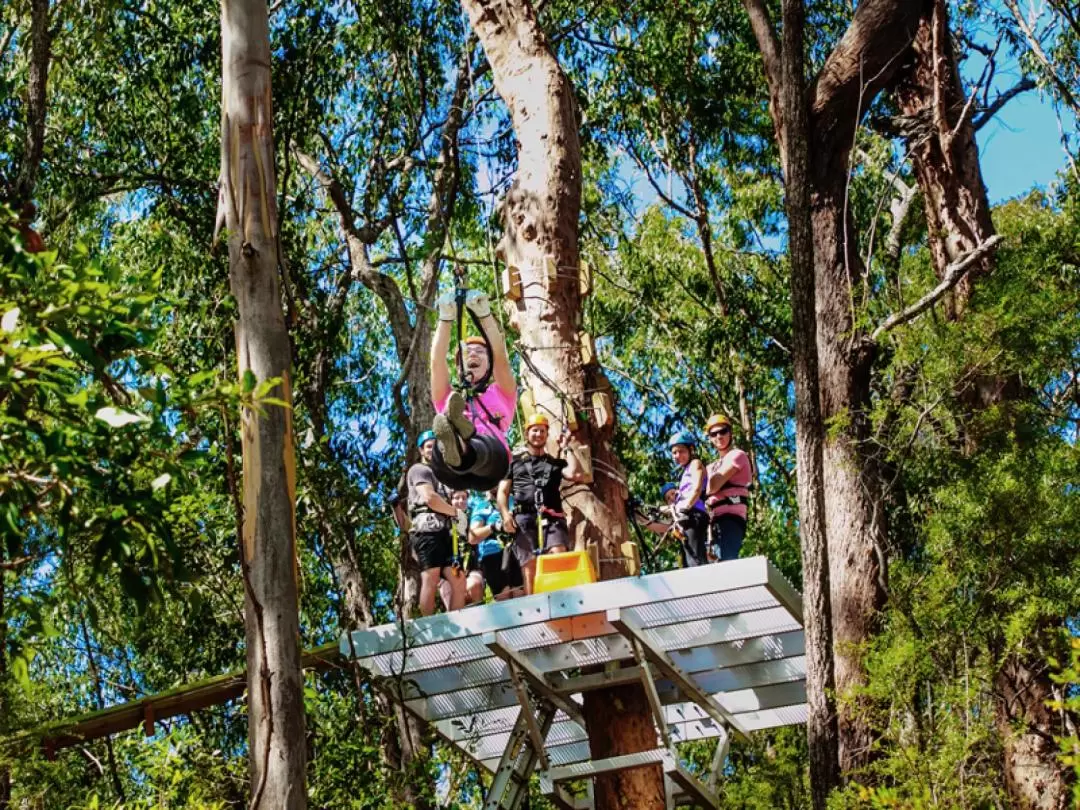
[526, 455, 548, 551]
[452, 265, 495, 398]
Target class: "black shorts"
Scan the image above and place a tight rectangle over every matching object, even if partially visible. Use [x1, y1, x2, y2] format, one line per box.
[410, 529, 452, 571]
[512, 513, 569, 565]
[480, 548, 524, 595]
[676, 510, 710, 568]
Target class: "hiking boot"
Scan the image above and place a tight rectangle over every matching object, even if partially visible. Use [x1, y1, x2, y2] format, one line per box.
[445, 390, 476, 441]
[433, 414, 462, 467]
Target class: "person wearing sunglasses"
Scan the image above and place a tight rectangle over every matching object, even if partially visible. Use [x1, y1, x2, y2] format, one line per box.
[703, 414, 752, 562]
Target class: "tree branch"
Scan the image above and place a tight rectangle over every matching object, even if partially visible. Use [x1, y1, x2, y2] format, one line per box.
[810, 0, 923, 143]
[972, 77, 1036, 130]
[1003, 0, 1080, 117]
[871, 235, 1003, 340]
[741, 0, 782, 94]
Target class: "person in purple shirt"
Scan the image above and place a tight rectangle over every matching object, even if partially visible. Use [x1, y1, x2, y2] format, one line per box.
[668, 431, 710, 567]
[429, 289, 517, 491]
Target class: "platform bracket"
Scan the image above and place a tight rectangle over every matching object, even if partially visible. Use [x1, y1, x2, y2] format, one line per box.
[484, 631, 586, 728]
[607, 607, 749, 741]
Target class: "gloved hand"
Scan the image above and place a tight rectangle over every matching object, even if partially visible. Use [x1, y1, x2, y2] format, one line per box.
[465, 289, 491, 318]
[436, 290, 457, 322]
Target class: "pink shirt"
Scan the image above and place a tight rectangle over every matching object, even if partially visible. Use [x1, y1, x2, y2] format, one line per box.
[706, 448, 751, 520]
[435, 383, 516, 450]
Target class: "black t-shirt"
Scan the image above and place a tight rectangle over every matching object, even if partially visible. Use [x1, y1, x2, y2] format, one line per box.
[506, 451, 567, 512]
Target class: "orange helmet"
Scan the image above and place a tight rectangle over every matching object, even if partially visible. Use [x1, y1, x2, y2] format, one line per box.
[525, 412, 550, 430]
[463, 336, 487, 347]
[704, 414, 732, 433]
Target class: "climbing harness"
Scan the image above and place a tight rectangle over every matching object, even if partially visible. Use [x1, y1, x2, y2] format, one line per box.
[514, 452, 566, 552]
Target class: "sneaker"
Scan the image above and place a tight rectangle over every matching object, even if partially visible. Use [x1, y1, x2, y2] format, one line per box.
[433, 414, 462, 467]
[445, 390, 476, 441]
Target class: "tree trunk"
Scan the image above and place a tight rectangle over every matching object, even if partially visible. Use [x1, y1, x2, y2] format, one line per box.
[779, 0, 841, 804]
[742, 0, 925, 778]
[893, 0, 995, 319]
[994, 649, 1072, 809]
[808, 163, 888, 776]
[458, 1, 664, 807]
[11, 0, 51, 208]
[891, 12, 1068, 800]
[218, 1, 306, 806]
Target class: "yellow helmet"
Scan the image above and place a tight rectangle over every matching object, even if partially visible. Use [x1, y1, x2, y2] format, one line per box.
[525, 412, 550, 429]
[704, 414, 732, 433]
[463, 336, 487, 347]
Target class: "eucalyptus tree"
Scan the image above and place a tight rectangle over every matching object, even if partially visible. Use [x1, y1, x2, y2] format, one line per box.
[457, 0, 673, 806]
[217, 0, 306, 804]
[279, 3, 485, 803]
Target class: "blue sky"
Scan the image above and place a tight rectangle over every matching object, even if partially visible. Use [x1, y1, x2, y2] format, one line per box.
[978, 90, 1076, 202]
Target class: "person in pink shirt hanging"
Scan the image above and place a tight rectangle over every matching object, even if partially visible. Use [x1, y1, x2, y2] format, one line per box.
[429, 288, 516, 492]
[703, 414, 752, 562]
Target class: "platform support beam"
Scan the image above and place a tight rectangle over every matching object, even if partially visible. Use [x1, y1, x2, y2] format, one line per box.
[484, 631, 586, 727]
[541, 748, 719, 810]
[629, 637, 671, 749]
[608, 608, 749, 740]
[557, 664, 642, 695]
[664, 753, 720, 809]
[707, 728, 730, 792]
[484, 701, 557, 810]
[506, 661, 550, 769]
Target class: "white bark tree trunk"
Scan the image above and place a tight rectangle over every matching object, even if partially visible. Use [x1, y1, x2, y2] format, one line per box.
[458, 1, 665, 806]
[218, 1, 306, 806]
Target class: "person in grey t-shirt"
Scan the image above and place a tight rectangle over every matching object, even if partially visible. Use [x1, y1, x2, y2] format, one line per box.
[408, 431, 467, 615]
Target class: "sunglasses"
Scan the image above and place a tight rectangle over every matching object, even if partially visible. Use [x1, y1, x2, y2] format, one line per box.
[708, 428, 732, 437]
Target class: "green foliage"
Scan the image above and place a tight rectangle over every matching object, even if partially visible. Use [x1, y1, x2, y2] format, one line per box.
[1049, 638, 1080, 807]
[1, 0, 1078, 806]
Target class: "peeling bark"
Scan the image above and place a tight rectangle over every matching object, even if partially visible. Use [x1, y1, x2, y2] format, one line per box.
[218, 0, 306, 806]
[994, 649, 1072, 809]
[894, 0, 995, 318]
[459, 0, 664, 806]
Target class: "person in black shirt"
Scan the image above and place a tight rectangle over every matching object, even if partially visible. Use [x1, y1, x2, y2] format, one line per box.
[497, 413, 584, 594]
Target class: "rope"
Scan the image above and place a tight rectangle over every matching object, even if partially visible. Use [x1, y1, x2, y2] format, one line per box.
[452, 264, 495, 397]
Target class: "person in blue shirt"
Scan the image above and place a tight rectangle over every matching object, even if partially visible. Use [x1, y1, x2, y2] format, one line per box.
[469, 488, 525, 600]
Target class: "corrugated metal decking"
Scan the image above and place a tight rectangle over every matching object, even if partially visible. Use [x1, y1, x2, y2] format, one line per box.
[340, 556, 807, 809]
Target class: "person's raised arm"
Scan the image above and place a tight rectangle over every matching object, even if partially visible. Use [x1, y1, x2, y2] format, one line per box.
[466, 291, 515, 396]
[430, 317, 453, 405]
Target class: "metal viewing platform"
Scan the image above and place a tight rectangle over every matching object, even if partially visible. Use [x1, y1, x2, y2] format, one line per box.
[340, 556, 807, 809]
